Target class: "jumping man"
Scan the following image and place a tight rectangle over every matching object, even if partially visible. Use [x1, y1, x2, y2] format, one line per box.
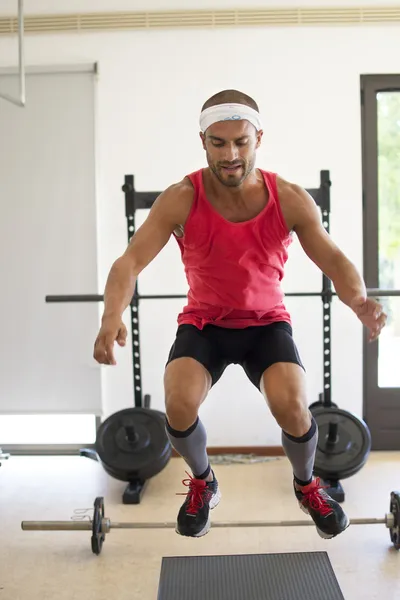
[93, 89, 386, 539]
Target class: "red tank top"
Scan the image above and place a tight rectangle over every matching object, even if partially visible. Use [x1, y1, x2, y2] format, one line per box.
[174, 168, 292, 329]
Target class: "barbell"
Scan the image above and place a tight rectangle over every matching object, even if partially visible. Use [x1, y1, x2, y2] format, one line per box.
[21, 491, 400, 555]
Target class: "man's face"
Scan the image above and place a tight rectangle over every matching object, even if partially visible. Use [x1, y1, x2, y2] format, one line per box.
[200, 120, 263, 188]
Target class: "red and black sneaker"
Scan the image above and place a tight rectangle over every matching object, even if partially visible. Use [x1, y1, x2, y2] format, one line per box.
[294, 477, 350, 539]
[175, 470, 221, 537]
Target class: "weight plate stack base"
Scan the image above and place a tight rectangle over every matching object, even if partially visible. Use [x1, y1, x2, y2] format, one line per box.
[123, 478, 149, 505]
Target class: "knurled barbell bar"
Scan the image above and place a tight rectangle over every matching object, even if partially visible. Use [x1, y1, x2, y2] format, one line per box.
[21, 491, 400, 555]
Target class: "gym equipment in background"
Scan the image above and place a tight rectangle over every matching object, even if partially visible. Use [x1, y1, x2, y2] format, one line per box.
[80, 407, 172, 504]
[311, 405, 371, 493]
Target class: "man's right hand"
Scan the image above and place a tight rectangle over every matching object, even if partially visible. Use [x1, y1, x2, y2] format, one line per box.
[93, 316, 127, 365]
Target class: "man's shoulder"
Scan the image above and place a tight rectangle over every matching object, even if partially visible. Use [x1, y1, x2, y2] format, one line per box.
[274, 175, 315, 231]
[275, 175, 311, 205]
[153, 176, 196, 225]
[163, 173, 196, 196]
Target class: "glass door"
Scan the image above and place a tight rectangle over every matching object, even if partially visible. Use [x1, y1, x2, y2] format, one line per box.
[361, 75, 400, 449]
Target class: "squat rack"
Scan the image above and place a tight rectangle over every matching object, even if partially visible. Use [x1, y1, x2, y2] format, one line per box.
[122, 170, 333, 410]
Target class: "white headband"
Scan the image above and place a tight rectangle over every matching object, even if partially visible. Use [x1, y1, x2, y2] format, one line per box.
[199, 103, 263, 133]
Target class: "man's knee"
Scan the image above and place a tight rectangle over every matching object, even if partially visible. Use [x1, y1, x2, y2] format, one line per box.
[164, 358, 210, 431]
[279, 403, 312, 438]
[261, 365, 311, 437]
[165, 388, 200, 431]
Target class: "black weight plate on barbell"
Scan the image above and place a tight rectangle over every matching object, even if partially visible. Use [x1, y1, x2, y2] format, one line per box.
[311, 406, 371, 481]
[96, 408, 172, 482]
[389, 491, 400, 550]
[91, 496, 105, 555]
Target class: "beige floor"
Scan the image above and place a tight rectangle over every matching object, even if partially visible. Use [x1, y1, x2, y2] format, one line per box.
[0, 452, 399, 600]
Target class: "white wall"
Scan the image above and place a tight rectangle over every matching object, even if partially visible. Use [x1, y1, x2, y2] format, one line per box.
[1, 16, 399, 445]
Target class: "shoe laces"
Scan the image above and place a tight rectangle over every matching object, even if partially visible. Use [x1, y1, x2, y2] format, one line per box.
[301, 477, 333, 516]
[177, 471, 211, 515]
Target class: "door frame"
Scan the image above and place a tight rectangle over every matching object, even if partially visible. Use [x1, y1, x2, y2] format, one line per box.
[361, 74, 400, 449]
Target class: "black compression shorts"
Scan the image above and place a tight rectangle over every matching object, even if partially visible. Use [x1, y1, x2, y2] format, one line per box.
[166, 321, 305, 390]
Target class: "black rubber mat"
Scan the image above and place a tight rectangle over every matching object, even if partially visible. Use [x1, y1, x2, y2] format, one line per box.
[157, 551, 345, 600]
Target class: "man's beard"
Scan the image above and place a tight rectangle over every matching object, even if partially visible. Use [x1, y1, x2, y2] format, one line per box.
[208, 155, 256, 188]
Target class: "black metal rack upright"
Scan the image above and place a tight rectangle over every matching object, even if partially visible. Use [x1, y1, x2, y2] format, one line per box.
[121, 176, 162, 409]
[312, 170, 333, 409]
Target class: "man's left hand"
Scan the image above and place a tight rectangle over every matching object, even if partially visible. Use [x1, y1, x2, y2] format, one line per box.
[350, 296, 387, 342]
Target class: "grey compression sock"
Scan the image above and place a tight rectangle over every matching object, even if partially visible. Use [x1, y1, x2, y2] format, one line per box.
[165, 416, 211, 479]
[281, 417, 318, 486]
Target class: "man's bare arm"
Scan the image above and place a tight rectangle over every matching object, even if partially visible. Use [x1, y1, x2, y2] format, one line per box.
[93, 179, 193, 365]
[278, 177, 386, 341]
[102, 179, 193, 320]
[279, 180, 365, 306]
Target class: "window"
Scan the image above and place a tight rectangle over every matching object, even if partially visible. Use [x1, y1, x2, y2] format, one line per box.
[0, 414, 97, 451]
